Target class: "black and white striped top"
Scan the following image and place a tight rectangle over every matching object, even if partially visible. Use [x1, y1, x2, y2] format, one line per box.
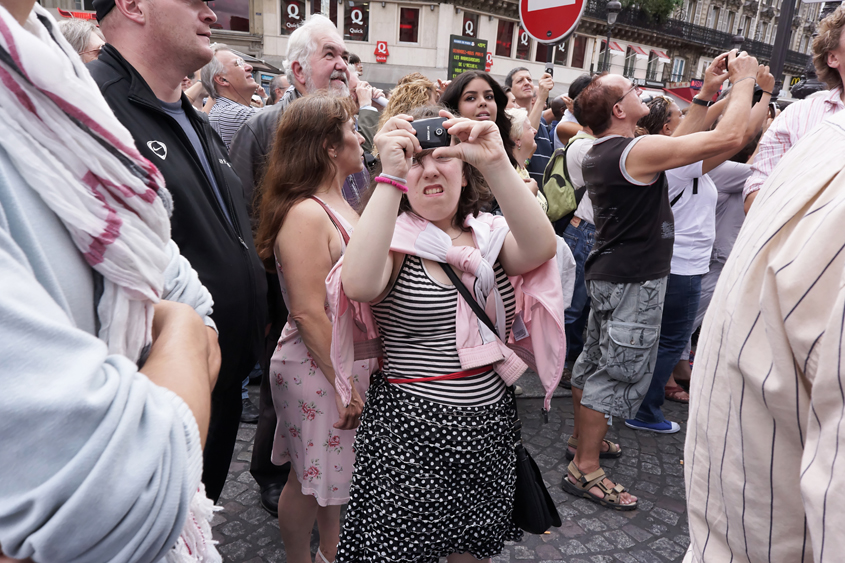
[371, 254, 516, 407]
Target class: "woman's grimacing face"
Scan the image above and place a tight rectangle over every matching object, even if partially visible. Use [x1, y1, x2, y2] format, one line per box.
[405, 152, 465, 226]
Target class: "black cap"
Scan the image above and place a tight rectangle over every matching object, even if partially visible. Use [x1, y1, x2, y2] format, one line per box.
[92, 0, 115, 22]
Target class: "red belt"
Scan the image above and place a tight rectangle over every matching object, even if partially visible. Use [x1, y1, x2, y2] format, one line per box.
[386, 366, 490, 385]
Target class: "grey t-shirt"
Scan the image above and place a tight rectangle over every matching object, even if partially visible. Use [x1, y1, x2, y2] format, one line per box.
[707, 160, 751, 264]
[159, 100, 232, 225]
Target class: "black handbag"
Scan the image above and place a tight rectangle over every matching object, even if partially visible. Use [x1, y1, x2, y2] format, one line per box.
[438, 263, 562, 534]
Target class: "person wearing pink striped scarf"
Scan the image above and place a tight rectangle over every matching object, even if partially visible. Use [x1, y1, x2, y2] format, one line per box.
[0, 0, 222, 561]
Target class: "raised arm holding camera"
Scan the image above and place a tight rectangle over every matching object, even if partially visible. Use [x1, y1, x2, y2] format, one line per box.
[561, 49, 759, 511]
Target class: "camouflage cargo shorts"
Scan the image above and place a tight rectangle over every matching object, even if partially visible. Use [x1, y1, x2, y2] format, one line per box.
[571, 277, 667, 419]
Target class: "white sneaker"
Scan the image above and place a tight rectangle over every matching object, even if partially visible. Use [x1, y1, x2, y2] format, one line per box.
[514, 385, 524, 396]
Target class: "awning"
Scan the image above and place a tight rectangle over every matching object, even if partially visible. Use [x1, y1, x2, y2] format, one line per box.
[664, 86, 697, 103]
[230, 49, 283, 75]
[651, 49, 671, 64]
[635, 87, 689, 109]
[601, 40, 625, 55]
[628, 45, 649, 61]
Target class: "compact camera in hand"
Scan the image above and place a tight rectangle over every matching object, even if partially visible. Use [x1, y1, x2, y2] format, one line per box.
[411, 117, 450, 150]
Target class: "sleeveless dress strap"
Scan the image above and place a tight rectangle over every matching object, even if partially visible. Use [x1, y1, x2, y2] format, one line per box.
[309, 196, 350, 245]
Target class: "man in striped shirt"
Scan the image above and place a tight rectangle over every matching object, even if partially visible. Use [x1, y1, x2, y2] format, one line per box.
[201, 43, 263, 151]
[685, 107, 845, 563]
[743, 5, 845, 211]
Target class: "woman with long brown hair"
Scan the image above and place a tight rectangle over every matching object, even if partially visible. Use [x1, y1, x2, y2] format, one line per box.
[255, 93, 374, 563]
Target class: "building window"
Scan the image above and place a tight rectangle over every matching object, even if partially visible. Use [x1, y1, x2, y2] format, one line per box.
[344, 2, 369, 42]
[646, 52, 659, 80]
[535, 41, 567, 65]
[208, 0, 250, 31]
[515, 26, 531, 60]
[687, 0, 697, 23]
[462, 12, 478, 37]
[726, 11, 736, 34]
[280, 0, 305, 35]
[495, 20, 514, 57]
[571, 35, 587, 68]
[310, 0, 338, 25]
[623, 47, 637, 78]
[706, 5, 719, 28]
[671, 57, 685, 82]
[399, 7, 420, 42]
[760, 21, 769, 42]
[743, 16, 752, 36]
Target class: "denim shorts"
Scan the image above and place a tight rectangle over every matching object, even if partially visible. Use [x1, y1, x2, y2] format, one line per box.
[571, 277, 667, 419]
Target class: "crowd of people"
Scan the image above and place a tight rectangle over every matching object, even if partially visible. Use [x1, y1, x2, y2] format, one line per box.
[4, 0, 845, 559]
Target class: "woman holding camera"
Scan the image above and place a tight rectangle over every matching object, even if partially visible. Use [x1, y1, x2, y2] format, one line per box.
[330, 107, 564, 562]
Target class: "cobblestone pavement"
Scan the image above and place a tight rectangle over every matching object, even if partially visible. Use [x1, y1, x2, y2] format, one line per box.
[212, 378, 690, 562]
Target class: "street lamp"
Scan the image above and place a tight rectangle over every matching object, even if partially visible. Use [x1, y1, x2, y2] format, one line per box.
[602, 0, 622, 73]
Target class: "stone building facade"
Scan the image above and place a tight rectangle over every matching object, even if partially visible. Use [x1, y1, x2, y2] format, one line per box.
[39, 0, 821, 96]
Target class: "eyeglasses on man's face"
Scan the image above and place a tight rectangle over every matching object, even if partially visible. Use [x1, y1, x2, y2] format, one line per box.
[615, 84, 642, 105]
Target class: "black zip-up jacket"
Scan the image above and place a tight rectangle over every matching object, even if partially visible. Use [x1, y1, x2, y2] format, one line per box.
[88, 45, 267, 389]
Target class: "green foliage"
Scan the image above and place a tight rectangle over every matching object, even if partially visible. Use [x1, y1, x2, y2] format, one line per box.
[622, 0, 683, 22]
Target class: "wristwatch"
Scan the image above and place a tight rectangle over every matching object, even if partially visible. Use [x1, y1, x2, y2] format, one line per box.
[691, 96, 714, 107]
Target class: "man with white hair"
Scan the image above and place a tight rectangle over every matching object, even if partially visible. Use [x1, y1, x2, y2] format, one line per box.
[229, 14, 351, 203]
[201, 43, 262, 150]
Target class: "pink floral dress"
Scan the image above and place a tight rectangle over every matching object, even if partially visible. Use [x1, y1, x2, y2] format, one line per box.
[270, 199, 373, 506]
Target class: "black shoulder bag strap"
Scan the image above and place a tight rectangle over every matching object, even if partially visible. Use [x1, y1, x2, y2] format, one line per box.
[438, 261, 562, 534]
[438, 262, 497, 334]
[670, 177, 698, 207]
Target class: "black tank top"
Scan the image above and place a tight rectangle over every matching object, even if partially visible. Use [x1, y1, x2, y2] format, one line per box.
[582, 135, 674, 283]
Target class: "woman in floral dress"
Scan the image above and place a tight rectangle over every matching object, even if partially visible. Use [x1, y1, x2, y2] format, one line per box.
[254, 94, 374, 563]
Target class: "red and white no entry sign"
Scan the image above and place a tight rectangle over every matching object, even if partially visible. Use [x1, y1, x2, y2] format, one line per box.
[519, 0, 586, 44]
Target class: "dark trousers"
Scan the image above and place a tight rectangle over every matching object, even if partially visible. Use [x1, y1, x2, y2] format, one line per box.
[203, 367, 244, 502]
[562, 219, 595, 365]
[633, 273, 702, 424]
[250, 271, 291, 490]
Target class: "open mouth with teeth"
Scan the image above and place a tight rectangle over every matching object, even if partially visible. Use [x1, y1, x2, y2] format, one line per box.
[476, 112, 490, 120]
[423, 185, 444, 195]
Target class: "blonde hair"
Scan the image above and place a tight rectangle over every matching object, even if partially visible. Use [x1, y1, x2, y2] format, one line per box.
[813, 4, 845, 90]
[504, 107, 529, 140]
[377, 77, 437, 132]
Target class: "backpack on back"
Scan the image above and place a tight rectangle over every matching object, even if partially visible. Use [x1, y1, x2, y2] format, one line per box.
[542, 131, 595, 225]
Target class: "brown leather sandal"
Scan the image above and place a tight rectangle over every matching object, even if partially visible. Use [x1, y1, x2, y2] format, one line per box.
[565, 435, 623, 460]
[664, 384, 690, 403]
[560, 461, 637, 511]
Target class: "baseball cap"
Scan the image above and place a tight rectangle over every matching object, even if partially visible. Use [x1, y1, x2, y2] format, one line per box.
[93, 0, 212, 21]
[91, 0, 115, 22]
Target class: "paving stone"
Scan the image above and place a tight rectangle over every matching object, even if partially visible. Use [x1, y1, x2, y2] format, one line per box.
[649, 537, 686, 560]
[558, 539, 589, 555]
[579, 517, 608, 532]
[585, 534, 615, 552]
[650, 507, 680, 526]
[512, 545, 533, 559]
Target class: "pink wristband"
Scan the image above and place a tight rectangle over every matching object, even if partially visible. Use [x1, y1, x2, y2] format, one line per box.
[375, 176, 409, 193]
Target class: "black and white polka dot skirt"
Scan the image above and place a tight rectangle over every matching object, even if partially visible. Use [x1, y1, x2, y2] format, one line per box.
[336, 373, 523, 563]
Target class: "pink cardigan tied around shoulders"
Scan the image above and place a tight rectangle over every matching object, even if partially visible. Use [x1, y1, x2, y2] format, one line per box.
[326, 212, 566, 411]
